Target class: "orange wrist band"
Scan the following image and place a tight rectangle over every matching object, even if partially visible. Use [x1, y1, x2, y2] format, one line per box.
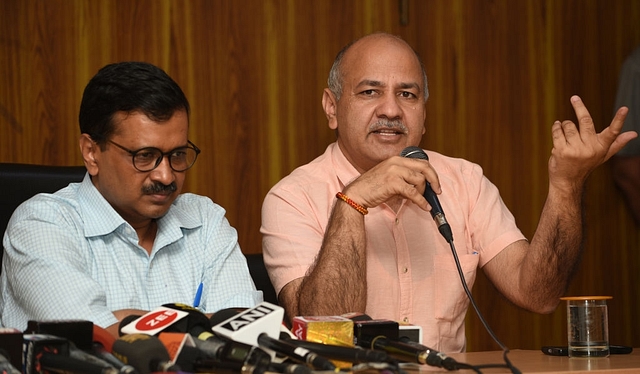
[336, 192, 368, 215]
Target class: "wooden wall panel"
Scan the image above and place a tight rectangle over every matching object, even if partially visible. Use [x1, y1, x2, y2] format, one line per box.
[1, 0, 639, 352]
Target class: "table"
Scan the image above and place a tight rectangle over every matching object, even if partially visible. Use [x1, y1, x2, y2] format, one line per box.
[401, 349, 640, 373]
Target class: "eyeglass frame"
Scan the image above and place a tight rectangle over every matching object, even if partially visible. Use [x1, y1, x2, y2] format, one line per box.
[106, 139, 201, 172]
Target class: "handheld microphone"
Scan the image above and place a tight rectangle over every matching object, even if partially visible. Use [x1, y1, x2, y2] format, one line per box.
[111, 334, 181, 374]
[400, 146, 453, 243]
[211, 303, 337, 371]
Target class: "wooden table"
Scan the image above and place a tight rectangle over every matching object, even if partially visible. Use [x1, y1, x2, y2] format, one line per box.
[400, 349, 640, 373]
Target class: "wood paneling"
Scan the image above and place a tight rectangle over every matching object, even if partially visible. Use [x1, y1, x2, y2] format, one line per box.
[1, 0, 639, 352]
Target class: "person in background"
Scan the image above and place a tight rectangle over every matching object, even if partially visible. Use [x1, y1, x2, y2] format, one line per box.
[0, 61, 262, 337]
[612, 45, 640, 226]
[260, 32, 637, 352]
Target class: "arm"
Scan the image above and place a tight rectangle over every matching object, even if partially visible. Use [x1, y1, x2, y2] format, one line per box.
[1, 205, 121, 330]
[612, 155, 640, 225]
[106, 309, 149, 338]
[277, 156, 437, 320]
[483, 96, 637, 313]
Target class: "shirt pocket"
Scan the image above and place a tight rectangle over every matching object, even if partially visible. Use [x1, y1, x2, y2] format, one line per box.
[433, 253, 479, 323]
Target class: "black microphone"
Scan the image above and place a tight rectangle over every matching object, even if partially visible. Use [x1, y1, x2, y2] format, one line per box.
[111, 334, 181, 374]
[397, 337, 459, 370]
[161, 303, 216, 340]
[93, 325, 139, 374]
[215, 308, 390, 365]
[350, 317, 459, 370]
[211, 303, 337, 371]
[400, 146, 453, 243]
[279, 331, 390, 364]
[118, 315, 142, 336]
[23, 334, 119, 374]
[161, 304, 272, 374]
[360, 335, 458, 370]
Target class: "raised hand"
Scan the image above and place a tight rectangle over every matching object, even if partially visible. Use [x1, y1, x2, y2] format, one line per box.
[549, 95, 637, 191]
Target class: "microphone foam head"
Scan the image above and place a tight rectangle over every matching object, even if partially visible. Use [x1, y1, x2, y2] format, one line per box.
[400, 146, 428, 160]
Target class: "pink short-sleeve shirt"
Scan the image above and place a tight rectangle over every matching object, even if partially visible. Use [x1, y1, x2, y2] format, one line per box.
[261, 143, 525, 352]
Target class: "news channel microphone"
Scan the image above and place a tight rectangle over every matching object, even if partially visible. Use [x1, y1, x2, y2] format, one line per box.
[211, 302, 336, 371]
[119, 305, 271, 374]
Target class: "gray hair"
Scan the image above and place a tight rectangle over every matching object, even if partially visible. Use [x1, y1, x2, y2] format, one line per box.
[327, 34, 429, 102]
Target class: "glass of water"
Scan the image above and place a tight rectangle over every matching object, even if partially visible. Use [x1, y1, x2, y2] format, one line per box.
[560, 296, 612, 358]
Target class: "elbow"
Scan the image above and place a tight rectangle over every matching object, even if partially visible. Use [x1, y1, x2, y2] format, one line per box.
[527, 297, 562, 315]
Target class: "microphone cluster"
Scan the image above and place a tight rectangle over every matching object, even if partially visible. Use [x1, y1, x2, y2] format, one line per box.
[0, 302, 462, 374]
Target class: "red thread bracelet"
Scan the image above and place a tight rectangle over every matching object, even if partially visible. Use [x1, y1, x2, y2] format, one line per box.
[336, 192, 368, 215]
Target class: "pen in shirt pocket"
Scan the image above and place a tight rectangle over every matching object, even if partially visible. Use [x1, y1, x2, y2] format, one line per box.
[193, 282, 203, 308]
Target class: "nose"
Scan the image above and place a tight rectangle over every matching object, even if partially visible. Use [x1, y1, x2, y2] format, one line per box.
[375, 93, 403, 120]
[149, 155, 176, 185]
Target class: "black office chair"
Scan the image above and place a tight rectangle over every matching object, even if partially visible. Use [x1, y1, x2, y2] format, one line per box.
[246, 252, 278, 305]
[0, 163, 87, 272]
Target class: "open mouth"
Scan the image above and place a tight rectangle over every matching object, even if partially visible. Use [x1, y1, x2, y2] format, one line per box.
[372, 128, 404, 135]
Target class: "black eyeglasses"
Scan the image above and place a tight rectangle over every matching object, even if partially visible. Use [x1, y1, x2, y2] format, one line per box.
[107, 139, 201, 172]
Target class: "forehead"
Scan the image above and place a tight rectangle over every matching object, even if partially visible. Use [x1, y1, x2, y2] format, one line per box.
[111, 110, 189, 144]
[341, 36, 423, 90]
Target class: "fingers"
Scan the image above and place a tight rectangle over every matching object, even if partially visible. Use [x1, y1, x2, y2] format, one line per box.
[345, 156, 439, 211]
[569, 95, 597, 137]
[548, 96, 636, 186]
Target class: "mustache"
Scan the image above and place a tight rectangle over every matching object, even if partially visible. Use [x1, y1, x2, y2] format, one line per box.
[142, 182, 177, 194]
[368, 119, 408, 133]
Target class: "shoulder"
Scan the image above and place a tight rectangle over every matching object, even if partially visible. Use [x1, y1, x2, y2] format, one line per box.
[427, 151, 485, 180]
[172, 193, 231, 223]
[268, 147, 338, 194]
[10, 185, 82, 225]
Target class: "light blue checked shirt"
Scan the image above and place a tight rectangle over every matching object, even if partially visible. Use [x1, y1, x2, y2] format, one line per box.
[0, 173, 262, 330]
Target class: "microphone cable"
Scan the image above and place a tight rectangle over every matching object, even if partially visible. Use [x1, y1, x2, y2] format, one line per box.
[447, 238, 522, 374]
[400, 147, 520, 372]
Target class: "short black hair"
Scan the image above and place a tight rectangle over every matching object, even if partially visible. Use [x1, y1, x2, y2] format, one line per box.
[79, 61, 190, 144]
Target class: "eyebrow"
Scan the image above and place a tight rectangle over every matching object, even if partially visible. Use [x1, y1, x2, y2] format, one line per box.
[355, 79, 421, 92]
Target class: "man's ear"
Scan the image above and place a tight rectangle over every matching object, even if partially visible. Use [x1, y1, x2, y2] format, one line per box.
[322, 88, 339, 130]
[79, 134, 99, 176]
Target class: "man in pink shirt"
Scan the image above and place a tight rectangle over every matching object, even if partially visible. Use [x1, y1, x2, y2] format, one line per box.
[260, 33, 636, 352]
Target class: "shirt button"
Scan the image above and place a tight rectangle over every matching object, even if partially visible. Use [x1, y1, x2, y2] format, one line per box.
[395, 218, 399, 224]
[403, 317, 409, 323]
[402, 267, 408, 273]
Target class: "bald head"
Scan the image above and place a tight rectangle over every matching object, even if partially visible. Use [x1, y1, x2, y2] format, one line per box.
[327, 33, 429, 102]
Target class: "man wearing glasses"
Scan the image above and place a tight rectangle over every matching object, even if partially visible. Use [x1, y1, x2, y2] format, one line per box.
[0, 62, 262, 337]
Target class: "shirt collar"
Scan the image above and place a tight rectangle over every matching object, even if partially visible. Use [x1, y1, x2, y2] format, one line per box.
[329, 142, 362, 189]
[76, 173, 202, 240]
